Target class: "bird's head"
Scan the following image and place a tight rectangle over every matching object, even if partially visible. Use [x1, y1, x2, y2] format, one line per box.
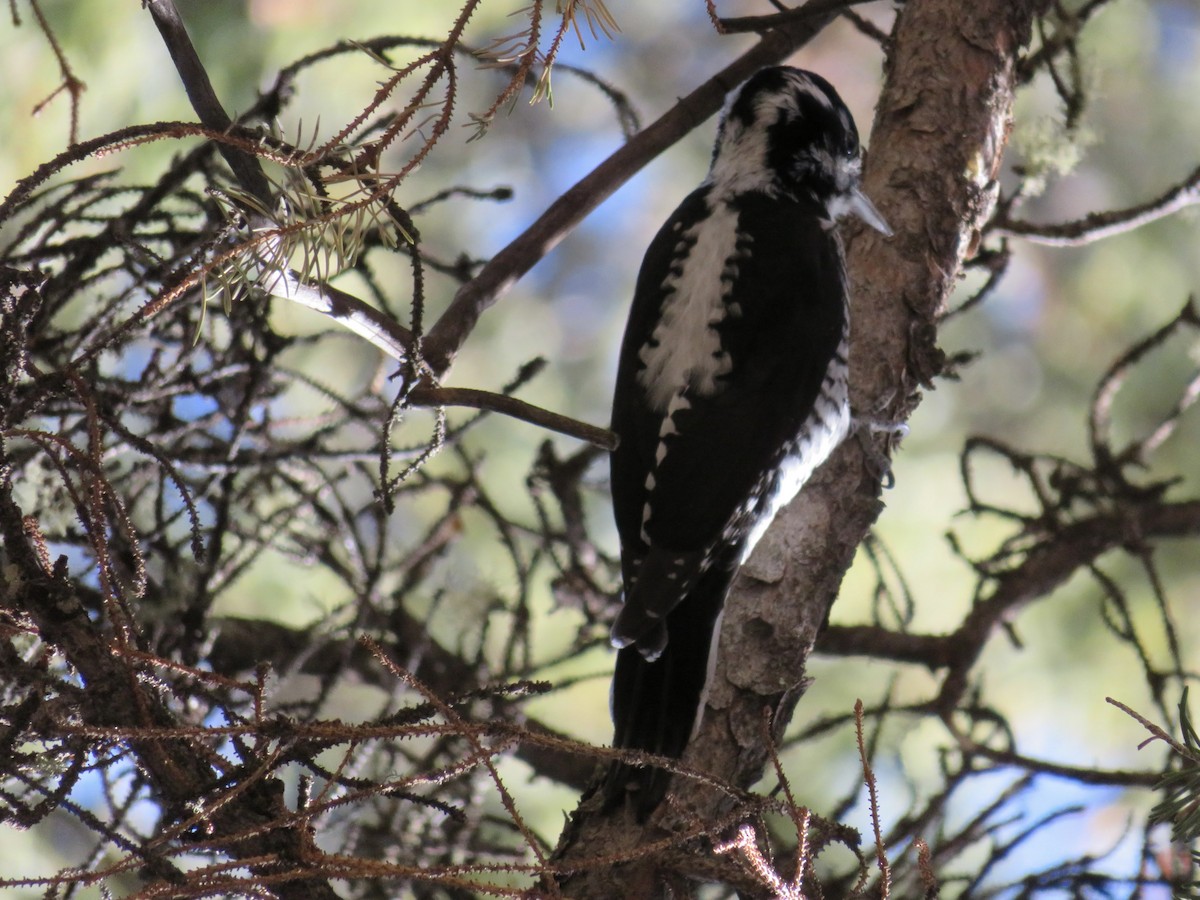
[708, 66, 891, 235]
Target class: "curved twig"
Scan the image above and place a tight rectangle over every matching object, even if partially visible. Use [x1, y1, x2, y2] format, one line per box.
[1088, 296, 1200, 469]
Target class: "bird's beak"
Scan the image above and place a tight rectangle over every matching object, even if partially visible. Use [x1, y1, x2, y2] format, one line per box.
[848, 188, 893, 237]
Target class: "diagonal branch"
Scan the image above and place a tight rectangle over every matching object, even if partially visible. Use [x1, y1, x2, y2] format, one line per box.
[420, 8, 847, 377]
[410, 386, 618, 450]
[718, 0, 881, 34]
[146, 0, 273, 207]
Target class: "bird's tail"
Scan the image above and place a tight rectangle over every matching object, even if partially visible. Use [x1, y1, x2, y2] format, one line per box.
[603, 563, 732, 818]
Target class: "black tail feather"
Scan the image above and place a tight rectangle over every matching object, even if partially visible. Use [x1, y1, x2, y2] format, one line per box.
[603, 562, 733, 818]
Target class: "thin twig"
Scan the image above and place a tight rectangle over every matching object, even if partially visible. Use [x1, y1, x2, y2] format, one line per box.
[1108, 697, 1195, 759]
[27, 0, 85, 146]
[1088, 296, 1200, 469]
[856, 699, 891, 898]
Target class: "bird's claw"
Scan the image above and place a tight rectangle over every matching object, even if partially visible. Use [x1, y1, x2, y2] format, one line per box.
[851, 416, 908, 489]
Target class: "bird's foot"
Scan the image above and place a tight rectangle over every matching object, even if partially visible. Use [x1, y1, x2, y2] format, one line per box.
[850, 413, 908, 489]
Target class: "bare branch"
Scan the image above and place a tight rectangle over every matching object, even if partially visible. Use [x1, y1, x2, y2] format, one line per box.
[818, 500, 1200, 708]
[410, 386, 617, 451]
[995, 164, 1200, 246]
[421, 1, 847, 376]
[260, 266, 413, 359]
[718, 0, 881, 35]
[146, 0, 273, 206]
[26, 0, 85, 146]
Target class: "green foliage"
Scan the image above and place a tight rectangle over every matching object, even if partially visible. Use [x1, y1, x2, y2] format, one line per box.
[1150, 689, 1200, 897]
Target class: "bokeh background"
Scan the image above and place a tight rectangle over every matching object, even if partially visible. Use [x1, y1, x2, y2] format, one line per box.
[2, 0, 1199, 894]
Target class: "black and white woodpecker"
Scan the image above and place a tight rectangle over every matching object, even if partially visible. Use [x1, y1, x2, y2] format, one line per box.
[605, 66, 892, 814]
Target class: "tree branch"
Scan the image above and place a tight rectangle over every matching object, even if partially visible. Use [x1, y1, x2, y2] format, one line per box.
[817, 500, 1200, 708]
[410, 386, 617, 450]
[259, 267, 413, 359]
[995, 164, 1200, 247]
[208, 616, 596, 792]
[420, 3, 848, 377]
[718, 0, 880, 35]
[145, 0, 273, 207]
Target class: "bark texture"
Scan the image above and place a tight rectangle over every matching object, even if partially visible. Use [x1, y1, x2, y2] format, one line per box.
[551, 1, 1051, 896]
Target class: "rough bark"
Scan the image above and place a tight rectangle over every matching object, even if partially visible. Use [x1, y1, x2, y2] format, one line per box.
[550, 1, 1051, 896]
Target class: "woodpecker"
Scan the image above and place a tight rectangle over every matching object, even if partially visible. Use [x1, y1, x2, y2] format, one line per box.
[605, 66, 891, 814]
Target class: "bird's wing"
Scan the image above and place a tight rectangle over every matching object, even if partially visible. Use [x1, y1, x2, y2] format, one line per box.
[610, 192, 847, 647]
